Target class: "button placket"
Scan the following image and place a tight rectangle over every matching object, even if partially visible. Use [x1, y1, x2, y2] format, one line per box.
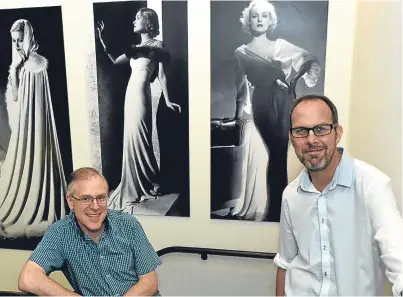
[98, 241, 109, 277]
[318, 194, 331, 295]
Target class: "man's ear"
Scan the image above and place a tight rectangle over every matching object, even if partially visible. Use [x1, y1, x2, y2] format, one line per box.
[289, 132, 297, 149]
[335, 124, 343, 144]
[66, 195, 74, 211]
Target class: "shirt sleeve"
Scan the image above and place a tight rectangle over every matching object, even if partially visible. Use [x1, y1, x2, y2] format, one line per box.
[28, 223, 65, 275]
[130, 218, 162, 276]
[366, 177, 403, 296]
[273, 198, 298, 270]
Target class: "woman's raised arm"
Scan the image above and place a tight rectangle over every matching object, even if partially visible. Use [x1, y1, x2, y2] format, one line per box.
[97, 21, 129, 65]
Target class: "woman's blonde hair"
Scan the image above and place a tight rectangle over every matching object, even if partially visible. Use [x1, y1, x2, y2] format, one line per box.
[240, 0, 278, 35]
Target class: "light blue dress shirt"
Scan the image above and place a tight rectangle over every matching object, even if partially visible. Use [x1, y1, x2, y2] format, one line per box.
[274, 148, 403, 296]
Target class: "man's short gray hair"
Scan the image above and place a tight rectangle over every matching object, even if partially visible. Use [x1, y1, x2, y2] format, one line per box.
[66, 167, 109, 196]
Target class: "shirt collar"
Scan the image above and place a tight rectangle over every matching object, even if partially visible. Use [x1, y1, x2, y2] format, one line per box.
[299, 147, 354, 192]
[70, 210, 112, 241]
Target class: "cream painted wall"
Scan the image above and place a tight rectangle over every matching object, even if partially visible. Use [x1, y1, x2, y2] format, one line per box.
[348, 2, 402, 294]
[0, 0, 398, 294]
[348, 0, 402, 212]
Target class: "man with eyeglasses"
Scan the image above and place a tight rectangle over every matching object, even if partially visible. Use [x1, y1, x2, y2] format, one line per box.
[274, 95, 403, 296]
[18, 167, 161, 296]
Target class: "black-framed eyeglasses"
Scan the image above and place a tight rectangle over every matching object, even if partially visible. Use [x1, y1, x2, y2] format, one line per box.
[290, 123, 338, 138]
[70, 194, 109, 205]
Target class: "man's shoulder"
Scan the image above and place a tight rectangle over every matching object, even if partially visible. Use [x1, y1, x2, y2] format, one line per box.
[46, 213, 75, 234]
[352, 156, 390, 185]
[34, 214, 76, 247]
[108, 209, 138, 221]
[107, 210, 141, 229]
[282, 170, 305, 201]
[107, 211, 150, 243]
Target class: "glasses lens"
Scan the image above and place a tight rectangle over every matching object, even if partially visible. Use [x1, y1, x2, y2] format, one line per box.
[314, 125, 332, 136]
[97, 195, 108, 204]
[292, 128, 308, 138]
[79, 196, 92, 204]
[77, 195, 107, 204]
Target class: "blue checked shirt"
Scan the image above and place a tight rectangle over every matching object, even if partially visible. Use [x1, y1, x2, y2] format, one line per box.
[29, 210, 162, 296]
[274, 148, 403, 296]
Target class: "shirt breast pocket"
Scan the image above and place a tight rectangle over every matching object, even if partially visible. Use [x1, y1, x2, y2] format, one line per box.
[107, 248, 135, 273]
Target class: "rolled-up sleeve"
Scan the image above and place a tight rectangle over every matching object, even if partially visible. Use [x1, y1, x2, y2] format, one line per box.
[274, 198, 298, 270]
[366, 177, 403, 296]
[130, 219, 162, 275]
[392, 276, 403, 297]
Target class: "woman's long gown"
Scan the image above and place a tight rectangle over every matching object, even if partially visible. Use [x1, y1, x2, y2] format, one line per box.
[108, 41, 170, 211]
[230, 39, 320, 222]
[0, 52, 67, 237]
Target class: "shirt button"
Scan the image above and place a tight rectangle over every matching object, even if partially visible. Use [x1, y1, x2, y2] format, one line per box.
[323, 245, 327, 250]
[324, 272, 327, 277]
[321, 218, 325, 223]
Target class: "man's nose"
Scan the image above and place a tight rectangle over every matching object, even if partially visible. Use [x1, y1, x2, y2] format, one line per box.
[306, 130, 319, 143]
[89, 198, 101, 208]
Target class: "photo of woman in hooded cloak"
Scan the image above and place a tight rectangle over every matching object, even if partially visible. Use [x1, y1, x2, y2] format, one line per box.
[0, 19, 67, 238]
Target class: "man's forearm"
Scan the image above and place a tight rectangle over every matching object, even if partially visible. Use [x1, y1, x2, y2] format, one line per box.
[19, 271, 78, 296]
[276, 267, 286, 296]
[123, 278, 158, 296]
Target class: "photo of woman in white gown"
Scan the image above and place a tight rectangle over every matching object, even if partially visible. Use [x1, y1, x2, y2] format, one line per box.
[96, 7, 181, 212]
[0, 19, 67, 238]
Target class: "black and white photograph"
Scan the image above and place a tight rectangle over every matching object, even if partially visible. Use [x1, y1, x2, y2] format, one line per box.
[210, 0, 328, 222]
[0, 6, 73, 249]
[90, 1, 190, 217]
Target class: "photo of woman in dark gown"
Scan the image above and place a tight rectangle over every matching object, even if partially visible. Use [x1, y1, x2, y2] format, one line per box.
[216, 0, 321, 222]
[96, 8, 181, 213]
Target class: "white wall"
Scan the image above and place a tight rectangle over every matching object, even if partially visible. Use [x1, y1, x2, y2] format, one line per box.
[0, 0, 399, 295]
[348, 0, 402, 212]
